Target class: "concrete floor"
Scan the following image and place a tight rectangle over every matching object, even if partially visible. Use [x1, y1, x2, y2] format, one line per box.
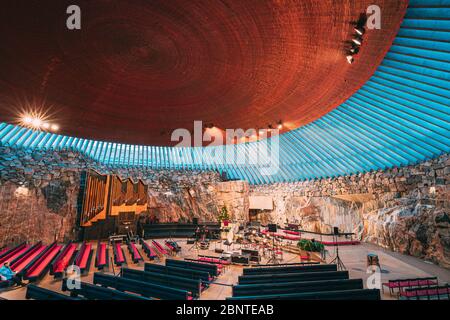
[1, 237, 449, 300]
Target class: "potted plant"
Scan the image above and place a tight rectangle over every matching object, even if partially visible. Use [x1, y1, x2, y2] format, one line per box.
[218, 206, 230, 226]
[297, 239, 324, 262]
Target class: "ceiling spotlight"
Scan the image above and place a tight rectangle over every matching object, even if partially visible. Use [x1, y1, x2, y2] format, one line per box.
[354, 27, 365, 36]
[277, 121, 283, 130]
[350, 46, 360, 55]
[352, 38, 362, 46]
[51, 124, 59, 131]
[23, 116, 33, 124]
[346, 55, 354, 64]
[31, 118, 42, 127]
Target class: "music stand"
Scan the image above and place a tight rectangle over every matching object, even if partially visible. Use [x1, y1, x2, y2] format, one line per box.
[266, 232, 281, 265]
[329, 231, 346, 270]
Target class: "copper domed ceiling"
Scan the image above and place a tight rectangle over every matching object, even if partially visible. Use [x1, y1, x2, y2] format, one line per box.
[0, 0, 407, 145]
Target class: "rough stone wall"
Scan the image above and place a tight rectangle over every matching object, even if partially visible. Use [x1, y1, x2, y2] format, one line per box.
[250, 154, 450, 268]
[0, 146, 241, 246]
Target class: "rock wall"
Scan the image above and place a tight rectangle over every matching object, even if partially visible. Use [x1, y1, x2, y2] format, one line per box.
[1, 145, 449, 268]
[0, 146, 244, 246]
[250, 154, 450, 268]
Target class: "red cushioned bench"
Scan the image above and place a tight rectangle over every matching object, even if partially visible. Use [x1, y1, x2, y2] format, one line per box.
[400, 285, 450, 300]
[283, 230, 301, 236]
[75, 242, 93, 273]
[382, 277, 438, 296]
[140, 240, 158, 260]
[113, 242, 126, 266]
[0, 247, 9, 257]
[95, 243, 109, 270]
[319, 240, 360, 246]
[0, 243, 30, 265]
[25, 243, 63, 281]
[152, 240, 168, 256]
[127, 242, 143, 264]
[52, 243, 78, 277]
[11, 242, 48, 276]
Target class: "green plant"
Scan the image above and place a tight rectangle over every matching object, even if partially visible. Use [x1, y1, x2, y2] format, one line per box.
[297, 239, 324, 252]
[218, 206, 230, 222]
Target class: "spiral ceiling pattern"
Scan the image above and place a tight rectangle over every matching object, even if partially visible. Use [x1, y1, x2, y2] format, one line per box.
[0, 0, 406, 145]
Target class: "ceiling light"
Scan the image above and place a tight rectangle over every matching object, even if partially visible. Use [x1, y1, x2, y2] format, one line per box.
[51, 124, 59, 131]
[354, 27, 365, 36]
[346, 55, 354, 64]
[352, 38, 362, 46]
[23, 116, 33, 124]
[277, 121, 283, 130]
[31, 118, 42, 127]
[42, 122, 50, 129]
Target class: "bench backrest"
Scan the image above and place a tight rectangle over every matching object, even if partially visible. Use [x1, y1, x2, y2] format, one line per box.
[239, 271, 349, 284]
[227, 288, 381, 300]
[243, 264, 337, 275]
[62, 280, 150, 300]
[122, 268, 201, 296]
[233, 278, 363, 297]
[93, 272, 189, 300]
[145, 263, 211, 282]
[26, 284, 81, 300]
[166, 259, 219, 276]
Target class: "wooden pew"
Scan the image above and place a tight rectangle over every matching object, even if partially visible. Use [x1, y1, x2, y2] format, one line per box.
[26, 284, 82, 300]
[121, 268, 202, 297]
[243, 264, 337, 275]
[95, 243, 108, 270]
[233, 278, 363, 297]
[62, 279, 151, 300]
[227, 288, 381, 300]
[238, 271, 349, 285]
[166, 258, 219, 277]
[140, 239, 157, 260]
[51, 242, 78, 278]
[93, 272, 192, 300]
[145, 263, 211, 282]
[24, 242, 63, 281]
[127, 241, 143, 264]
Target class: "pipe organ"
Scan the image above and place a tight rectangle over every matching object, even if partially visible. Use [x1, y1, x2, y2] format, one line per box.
[80, 170, 148, 227]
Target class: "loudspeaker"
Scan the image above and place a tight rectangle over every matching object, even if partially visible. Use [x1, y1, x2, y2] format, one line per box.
[193, 218, 199, 225]
[268, 224, 277, 233]
[333, 227, 339, 235]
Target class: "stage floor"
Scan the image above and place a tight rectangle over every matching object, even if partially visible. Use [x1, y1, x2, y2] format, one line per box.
[1, 237, 449, 300]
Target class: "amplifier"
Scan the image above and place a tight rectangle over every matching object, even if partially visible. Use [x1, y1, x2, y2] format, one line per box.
[231, 254, 249, 264]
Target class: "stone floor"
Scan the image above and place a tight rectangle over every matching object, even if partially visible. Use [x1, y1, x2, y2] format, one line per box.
[1, 237, 449, 300]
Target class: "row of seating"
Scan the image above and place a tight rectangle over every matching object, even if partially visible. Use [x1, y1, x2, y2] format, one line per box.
[121, 267, 203, 297]
[62, 278, 151, 300]
[382, 276, 438, 296]
[164, 240, 181, 253]
[93, 272, 192, 300]
[167, 258, 220, 277]
[231, 264, 380, 300]
[151, 240, 168, 256]
[10, 242, 48, 276]
[228, 288, 381, 300]
[26, 284, 82, 300]
[399, 284, 450, 300]
[112, 241, 126, 266]
[95, 242, 108, 270]
[24, 243, 63, 281]
[52, 242, 78, 277]
[145, 262, 212, 282]
[140, 238, 157, 260]
[127, 241, 143, 264]
[242, 264, 337, 275]
[0, 243, 30, 265]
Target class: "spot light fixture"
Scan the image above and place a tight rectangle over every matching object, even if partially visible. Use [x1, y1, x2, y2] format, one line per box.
[277, 121, 283, 130]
